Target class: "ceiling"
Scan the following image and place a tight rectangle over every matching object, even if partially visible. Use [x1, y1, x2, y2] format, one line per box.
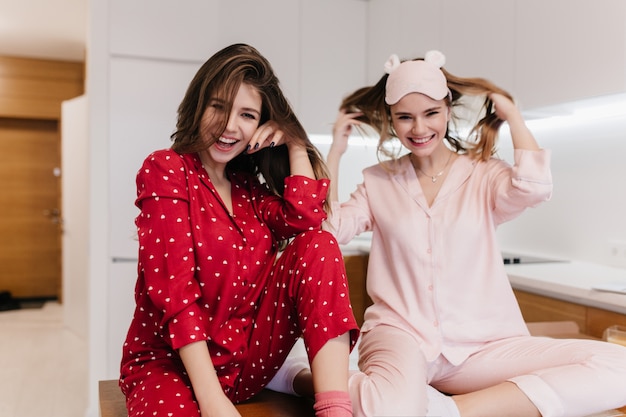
[0, 0, 87, 62]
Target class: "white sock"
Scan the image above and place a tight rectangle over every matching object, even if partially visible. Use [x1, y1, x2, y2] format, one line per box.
[266, 339, 309, 396]
[426, 385, 461, 417]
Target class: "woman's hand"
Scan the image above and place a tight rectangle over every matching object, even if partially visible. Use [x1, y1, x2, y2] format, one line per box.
[490, 93, 539, 151]
[199, 392, 242, 417]
[489, 93, 522, 124]
[330, 110, 362, 156]
[179, 341, 242, 417]
[247, 120, 315, 178]
[247, 120, 286, 153]
[326, 110, 362, 202]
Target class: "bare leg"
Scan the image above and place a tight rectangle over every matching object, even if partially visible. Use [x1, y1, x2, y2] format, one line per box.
[306, 333, 353, 417]
[452, 381, 540, 417]
[310, 333, 350, 393]
[293, 333, 351, 397]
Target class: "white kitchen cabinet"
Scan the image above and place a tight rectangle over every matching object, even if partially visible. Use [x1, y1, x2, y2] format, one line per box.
[366, 0, 443, 84]
[106, 260, 138, 378]
[215, 0, 367, 133]
[366, 0, 518, 99]
[108, 0, 300, 110]
[108, 56, 199, 258]
[515, 0, 626, 108]
[109, 0, 220, 61]
[300, 0, 368, 133]
[439, 1, 517, 95]
[212, 0, 301, 108]
[108, 0, 366, 134]
[367, 0, 626, 111]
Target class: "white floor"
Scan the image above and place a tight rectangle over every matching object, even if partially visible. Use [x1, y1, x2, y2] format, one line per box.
[0, 302, 88, 417]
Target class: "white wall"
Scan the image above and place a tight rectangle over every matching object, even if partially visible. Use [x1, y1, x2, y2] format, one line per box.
[61, 95, 89, 340]
[496, 96, 626, 268]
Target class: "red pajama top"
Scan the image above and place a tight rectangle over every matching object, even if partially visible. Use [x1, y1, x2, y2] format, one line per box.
[120, 149, 330, 384]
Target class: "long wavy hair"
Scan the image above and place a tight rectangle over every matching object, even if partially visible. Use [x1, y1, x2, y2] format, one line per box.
[171, 43, 330, 209]
[339, 56, 513, 163]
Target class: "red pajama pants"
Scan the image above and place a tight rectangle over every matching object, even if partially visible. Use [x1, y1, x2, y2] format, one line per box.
[121, 230, 358, 417]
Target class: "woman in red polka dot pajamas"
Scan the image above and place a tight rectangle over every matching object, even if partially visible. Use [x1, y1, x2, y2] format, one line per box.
[119, 43, 359, 417]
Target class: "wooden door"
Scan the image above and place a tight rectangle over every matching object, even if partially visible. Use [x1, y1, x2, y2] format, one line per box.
[0, 117, 62, 298]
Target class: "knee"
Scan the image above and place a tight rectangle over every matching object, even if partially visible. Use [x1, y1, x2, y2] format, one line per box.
[596, 341, 626, 371]
[289, 229, 338, 249]
[350, 371, 427, 417]
[285, 230, 343, 260]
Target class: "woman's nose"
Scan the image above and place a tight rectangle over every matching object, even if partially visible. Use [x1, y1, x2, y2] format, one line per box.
[225, 112, 238, 132]
[411, 119, 424, 134]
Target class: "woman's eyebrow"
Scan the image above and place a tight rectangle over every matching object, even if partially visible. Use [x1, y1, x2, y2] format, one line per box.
[241, 106, 261, 116]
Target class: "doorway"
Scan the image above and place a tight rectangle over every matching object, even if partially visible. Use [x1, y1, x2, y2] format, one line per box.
[0, 117, 62, 299]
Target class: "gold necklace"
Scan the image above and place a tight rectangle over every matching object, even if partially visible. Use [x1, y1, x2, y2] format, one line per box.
[410, 151, 453, 183]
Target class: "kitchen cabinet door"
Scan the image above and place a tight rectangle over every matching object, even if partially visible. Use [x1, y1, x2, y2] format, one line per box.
[514, 289, 587, 333]
[108, 57, 199, 259]
[514, 289, 626, 339]
[109, 0, 220, 61]
[514, 0, 626, 109]
[586, 307, 626, 340]
[367, 0, 626, 112]
[299, 0, 368, 134]
[106, 261, 137, 378]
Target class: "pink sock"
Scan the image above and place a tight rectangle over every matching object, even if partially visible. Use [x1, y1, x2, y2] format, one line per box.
[313, 390, 353, 417]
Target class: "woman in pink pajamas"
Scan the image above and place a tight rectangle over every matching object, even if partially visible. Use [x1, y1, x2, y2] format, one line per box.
[119, 43, 359, 417]
[278, 50, 626, 416]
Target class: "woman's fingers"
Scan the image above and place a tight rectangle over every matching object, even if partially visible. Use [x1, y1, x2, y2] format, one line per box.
[248, 121, 285, 152]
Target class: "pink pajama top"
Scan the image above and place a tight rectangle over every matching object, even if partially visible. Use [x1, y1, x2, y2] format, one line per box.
[325, 150, 552, 365]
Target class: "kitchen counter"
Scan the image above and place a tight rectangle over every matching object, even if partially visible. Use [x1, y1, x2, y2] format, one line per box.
[505, 261, 626, 315]
[341, 235, 626, 316]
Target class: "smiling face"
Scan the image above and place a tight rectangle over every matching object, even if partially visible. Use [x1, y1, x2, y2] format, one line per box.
[199, 82, 262, 168]
[390, 92, 449, 157]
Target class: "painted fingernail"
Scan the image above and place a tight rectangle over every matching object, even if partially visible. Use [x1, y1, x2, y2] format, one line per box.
[269, 142, 275, 148]
[246, 144, 251, 152]
[254, 143, 260, 150]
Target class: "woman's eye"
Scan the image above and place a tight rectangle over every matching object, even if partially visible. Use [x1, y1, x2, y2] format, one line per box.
[426, 110, 439, 117]
[242, 112, 257, 120]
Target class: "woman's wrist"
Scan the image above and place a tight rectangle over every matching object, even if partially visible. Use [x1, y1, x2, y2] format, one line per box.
[287, 140, 315, 178]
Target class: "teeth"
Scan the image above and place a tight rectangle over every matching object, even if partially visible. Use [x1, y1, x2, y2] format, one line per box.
[219, 137, 237, 144]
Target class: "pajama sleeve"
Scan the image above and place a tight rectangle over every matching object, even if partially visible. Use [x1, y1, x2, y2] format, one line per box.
[491, 149, 553, 225]
[135, 152, 207, 350]
[255, 175, 331, 240]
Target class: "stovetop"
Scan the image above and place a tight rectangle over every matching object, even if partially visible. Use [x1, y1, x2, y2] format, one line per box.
[501, 252, 565, 265]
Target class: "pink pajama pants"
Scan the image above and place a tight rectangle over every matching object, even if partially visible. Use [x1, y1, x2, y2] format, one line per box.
[350, 324, 626, 417]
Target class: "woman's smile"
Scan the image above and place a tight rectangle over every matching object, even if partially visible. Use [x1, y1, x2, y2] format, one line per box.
[407, 133, 435, 146]
[214, 135, 241, 151]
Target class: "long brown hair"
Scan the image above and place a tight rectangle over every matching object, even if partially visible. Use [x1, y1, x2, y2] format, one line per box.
[171, 43, 329, 203]
[340, 56, 513, 163]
